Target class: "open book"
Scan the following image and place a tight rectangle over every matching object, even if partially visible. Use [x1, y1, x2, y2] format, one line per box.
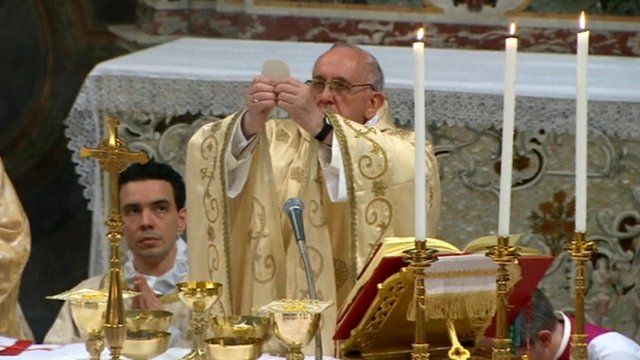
[335, 236, 554, 348]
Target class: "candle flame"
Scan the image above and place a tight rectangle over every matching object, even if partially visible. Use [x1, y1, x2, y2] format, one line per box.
[579, 11, 586, 30]
[417, 28, 424, 41]
[509, 22, 516, 36]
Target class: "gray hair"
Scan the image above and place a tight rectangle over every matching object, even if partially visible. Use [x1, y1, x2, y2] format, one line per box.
[327, 42, 385, 91]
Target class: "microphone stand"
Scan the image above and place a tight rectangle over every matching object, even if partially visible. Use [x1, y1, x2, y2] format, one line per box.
[285, 197, 322, 360]
[297, 239, 323, 360]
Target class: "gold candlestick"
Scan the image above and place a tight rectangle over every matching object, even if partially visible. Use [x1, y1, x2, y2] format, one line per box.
[79, 117, 149, 359]
[566, 231, 595, 360]
[487, 236, 518, 360]
[405, 239, 438, 359]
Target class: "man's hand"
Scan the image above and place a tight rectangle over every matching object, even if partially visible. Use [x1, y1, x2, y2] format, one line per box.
[243, 75, 277, 137]
[275, 78, 325, 138]
[131, 273, 164, 310]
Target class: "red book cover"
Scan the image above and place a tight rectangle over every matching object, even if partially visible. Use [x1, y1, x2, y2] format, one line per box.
[334, 254, 406, 340]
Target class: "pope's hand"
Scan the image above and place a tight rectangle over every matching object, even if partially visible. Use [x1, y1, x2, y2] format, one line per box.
[243, 75, 277, 137]
[132, 273, 164, 310]
[275, 77, 325, 138]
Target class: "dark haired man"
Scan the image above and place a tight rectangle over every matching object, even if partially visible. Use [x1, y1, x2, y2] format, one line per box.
[45, 161, 189, 346]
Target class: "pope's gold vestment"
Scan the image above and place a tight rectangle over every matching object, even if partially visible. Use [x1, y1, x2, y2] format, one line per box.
[186, 105, 440, 354]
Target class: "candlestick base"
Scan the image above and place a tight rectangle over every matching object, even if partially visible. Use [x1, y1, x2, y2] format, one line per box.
[570, 334, 588, 360]
[491, 338, 511, 360]
[405, 240, 438, 360]
[487, 236, 518, 359]
[411, 343, 430, 360]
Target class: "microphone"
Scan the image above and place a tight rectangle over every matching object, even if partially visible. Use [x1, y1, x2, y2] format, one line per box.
[283, 197, 306, 243]
[283, 197, 322, 360]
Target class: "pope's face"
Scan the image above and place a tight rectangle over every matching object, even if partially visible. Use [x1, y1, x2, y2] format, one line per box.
[311, 47, 380, 124]
[120, 179, 186, 263]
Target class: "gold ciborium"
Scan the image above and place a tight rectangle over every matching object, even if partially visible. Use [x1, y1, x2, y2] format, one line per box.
[205, 337, 263, 360]
[126, 309, 173, 332]
[177, 281, 222, 360]
[48, 288, 140, 360]
[261, 299, 332, 360]
[121, 330, 170, 360]
[206, 315, 272, 360]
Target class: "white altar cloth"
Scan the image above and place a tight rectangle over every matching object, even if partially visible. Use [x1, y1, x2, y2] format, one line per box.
[0, 340, 337, 359]
[63, 37, 640, 276]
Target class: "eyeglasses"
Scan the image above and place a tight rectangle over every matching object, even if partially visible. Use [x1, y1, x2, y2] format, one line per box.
[305, 78, 376, 96]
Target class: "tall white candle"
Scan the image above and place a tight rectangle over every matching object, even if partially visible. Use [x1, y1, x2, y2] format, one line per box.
[575, 12, 589, 232]
[498, 23, 518, 237]
[413, 28, 426, 241]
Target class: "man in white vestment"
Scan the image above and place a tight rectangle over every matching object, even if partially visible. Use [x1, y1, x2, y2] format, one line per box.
[0, 155, 33, 340]
[186, 43, 441, 354]
[45, 161, 190, 346]
[513, 289, 640, 360]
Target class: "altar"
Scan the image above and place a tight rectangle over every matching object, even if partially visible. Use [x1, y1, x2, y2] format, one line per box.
[64, 37, 640, 342]
[0, 337, 337, 359]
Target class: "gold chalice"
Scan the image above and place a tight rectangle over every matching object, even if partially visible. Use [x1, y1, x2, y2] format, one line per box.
[121, 330, 170, 360]
[70, 298, 107, 360]
[261, 299, 332, 360]
[177, 281, 222, 360]
[47, 290, 109, 360]
[206, 315, 272, 360]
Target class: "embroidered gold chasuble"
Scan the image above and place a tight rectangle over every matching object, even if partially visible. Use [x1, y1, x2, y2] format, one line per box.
[0, 157, 32, 339]
[186, 105, 440, 353]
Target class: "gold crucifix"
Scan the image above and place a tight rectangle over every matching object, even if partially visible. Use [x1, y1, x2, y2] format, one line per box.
[79, 116, 148, 360]
[80, 117, 149, 212]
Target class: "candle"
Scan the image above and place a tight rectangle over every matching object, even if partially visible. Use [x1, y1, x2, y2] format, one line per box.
[413, 27, 426, 241]
[498, 23, 518, 237]
[575, 11, 589, 232]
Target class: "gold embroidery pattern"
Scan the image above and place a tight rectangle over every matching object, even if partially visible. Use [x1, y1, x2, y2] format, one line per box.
[365, 198, 392, 244]
[207, 237, 220, 273]
[333, 258, 349, 290]
[275, 128, 291, 143]
[343, 121, 388, 180]
[253, 252, 276, 284]
[384, 128, 413, 140]
[205, 112, 242, 304]
[251, 197, 275, 283]
[290, 166, 306, 183]
[201, 133, 219, 223]
[308, 199, 327, 229]
[329, 115, 358, 284]
[200, 123, 224, 280]
[200, 132, 218, 161]
[372, 180, 387, 197]
[343, 119, 393, 278]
